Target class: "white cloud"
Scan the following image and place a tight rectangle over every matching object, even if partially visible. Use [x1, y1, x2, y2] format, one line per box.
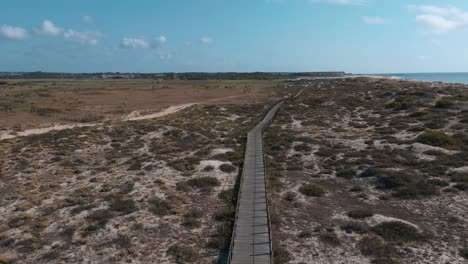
[157, 35, 167, 44]
[409, 5, 468, 33]
[0, 24, 29, 40]
[35, 20, 62, 36]
[362, 16, 385, 25]
[120, 37, 149, 49]
[64, 29, 101, 45]
[415, 15, 459, 33]
[83, 16, 93, 24]
[200, 37, 213, 44]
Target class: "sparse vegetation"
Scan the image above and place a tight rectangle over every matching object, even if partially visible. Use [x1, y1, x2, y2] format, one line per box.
[1, 77, 466, 263]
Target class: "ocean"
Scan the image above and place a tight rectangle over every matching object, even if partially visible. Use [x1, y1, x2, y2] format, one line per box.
[387, 72, 468, 85]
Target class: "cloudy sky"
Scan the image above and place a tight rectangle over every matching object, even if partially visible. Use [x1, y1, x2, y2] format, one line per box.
[1, 0, 467, 73]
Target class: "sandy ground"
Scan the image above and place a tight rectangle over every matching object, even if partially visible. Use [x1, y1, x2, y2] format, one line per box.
[0, 103, 194, 140]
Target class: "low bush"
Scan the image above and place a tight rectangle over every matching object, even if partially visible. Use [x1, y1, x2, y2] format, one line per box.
[283, 191, 297, 201]
[202, 165, 214, 172]
[113, 234, 132, 249]
[451, 172, 468, 183]
[109, 198, 137, 214]
[435, 100, 454, 108]
[219, 163, 236, 173]
[454, 183, 468, 191]
[182, 208, 203, 228]
[426, 178, 449, 187]
[299, 183, 325, 197]
[416, 131, 456, 148]
[341, 221, 370, 234]
[460, 247, 468, 260]
[372, 221, 423, 242]
[358, 236, 398, 264]
[294, 143, 312, 152]
[62, 113, 102, 123]
[358, 236, 387, 257]
[148, 197, 173, 216]
[186, 176, 220, 189]
[86, 209, 114, 227]
[8, 213, 33, 228]
[167, 244, 199, 262]
[273, 241, 291, 264]
[360, 167, 382, 178]
[319, 232, 341, 246]
[347, 208, 374, 219]
[298, 230, 312, 238]
[337, 169, 356, 179]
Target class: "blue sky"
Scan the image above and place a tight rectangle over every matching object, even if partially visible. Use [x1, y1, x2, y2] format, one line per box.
[1, 0, 467, 73]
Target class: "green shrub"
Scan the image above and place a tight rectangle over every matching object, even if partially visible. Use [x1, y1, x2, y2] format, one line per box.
[298, 230, 312, 238]
[454, 183, 468, 191]
[219, 163, 236, 173]
[62, 113, 102, 123]
[435, 100, 454, 108]
[273, 241, 290, 264]
[372, 221, 423, 242]
[167, 244, 199, 262]
[186, 176, 220, 189]
[113, 234, 132, 249]
[202, 165, 214, 172]
[358, 236, 387, 257]
[337, 169, 356, 179]
[416, 131, 456, 148]
[347, 208, 374, 219]
[360, 167, 382, 178]
[148, 197, 173, 216]
[426, 178, 449, 187]
[109, 198, 137, 214]
[319, 232, 340, 246]
[182, 208, 203, 228]
[393, 181, 438, 198]
[299, 183, 325, 197]
[451, 172, 468, 183]
[460, 247, 468, 260]
[341, 221, 370, 234]
[86, 209, 114, 227]
[358, 236, 397, 264]
[294, 143, 312, 152]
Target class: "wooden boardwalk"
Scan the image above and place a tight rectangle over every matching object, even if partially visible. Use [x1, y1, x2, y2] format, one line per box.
[228, 100, 285, 264]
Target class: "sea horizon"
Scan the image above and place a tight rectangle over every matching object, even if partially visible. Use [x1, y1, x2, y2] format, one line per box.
[373, 72, 468, 85]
